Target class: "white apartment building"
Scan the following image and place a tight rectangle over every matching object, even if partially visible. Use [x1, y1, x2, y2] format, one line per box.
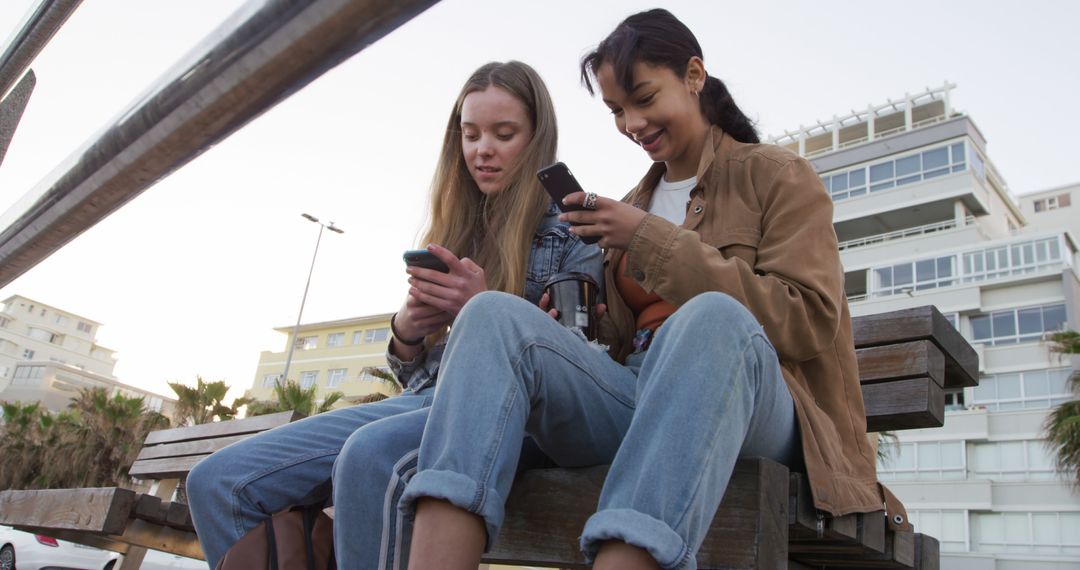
[769, 84, 1080, 569]
[0, 295, 173, 415]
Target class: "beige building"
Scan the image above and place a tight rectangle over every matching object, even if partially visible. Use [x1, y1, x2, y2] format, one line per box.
[0, 294, 175, 415]
[247, 312, 400, 406]
[769, 84, 1080, 569]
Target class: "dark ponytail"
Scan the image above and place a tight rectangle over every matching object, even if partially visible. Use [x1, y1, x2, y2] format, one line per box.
[580, 8, 759, 144]
[700, 76, 759, 144]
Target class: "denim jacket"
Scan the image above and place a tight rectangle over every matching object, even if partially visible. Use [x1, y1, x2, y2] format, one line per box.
[387, 203, 602, 392]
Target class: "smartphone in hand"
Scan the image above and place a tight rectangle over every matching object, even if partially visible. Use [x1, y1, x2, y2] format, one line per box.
[537, 162, 601, 245]
[403, 249, 450, 273]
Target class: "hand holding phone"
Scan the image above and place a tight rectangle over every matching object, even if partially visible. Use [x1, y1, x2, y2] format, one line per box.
[403, 249, 450, 273]
[537, 162, 601, 245]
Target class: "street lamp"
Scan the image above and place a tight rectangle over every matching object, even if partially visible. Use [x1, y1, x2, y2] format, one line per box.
[281, 213, 344, 386]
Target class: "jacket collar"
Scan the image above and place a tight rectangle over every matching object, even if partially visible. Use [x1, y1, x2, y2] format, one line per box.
[626, 125, 726, 210]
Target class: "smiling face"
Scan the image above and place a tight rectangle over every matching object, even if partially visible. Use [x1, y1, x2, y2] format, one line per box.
[596, 59, 709, 180]
[460, 86, 534, 196]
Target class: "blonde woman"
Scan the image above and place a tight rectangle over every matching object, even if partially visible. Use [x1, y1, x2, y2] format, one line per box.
[186, 60, 601, 569]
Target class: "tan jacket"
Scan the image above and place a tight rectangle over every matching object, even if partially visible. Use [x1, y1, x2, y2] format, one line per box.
[599, 126, 907, 523]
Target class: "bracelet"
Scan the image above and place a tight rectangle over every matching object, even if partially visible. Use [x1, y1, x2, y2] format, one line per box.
[391, 312, 425, 346]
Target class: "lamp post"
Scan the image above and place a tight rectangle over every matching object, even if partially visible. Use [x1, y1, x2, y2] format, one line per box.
[281, 213, 344, 386]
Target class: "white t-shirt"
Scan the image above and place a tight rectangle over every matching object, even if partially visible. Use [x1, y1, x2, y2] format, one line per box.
[648, 175, 698, 225]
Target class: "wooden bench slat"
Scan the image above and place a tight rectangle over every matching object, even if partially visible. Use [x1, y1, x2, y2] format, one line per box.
[135, 432, 251, 462]
[143, 410, 302, 445]
[11, 525, 132, 554]
[857, 341, 945, 387]
[791, 530, 916, 568]
[852, 306, 977, 388]
[0, 488, 136, 535]
[483, 457, 790, 569]
[129, 455, 207, 480]
[864, 377, 945, 432]
[788, 472, 886, 556]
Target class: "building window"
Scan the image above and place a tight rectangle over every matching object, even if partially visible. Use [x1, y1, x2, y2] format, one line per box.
[352, 331, 363, 345]
[971, 367, 1073, 411]
[822, 141, 965, 201]
[296, 336, 318, 350]
[327, 368, 347, 387]
[27, 327, 60, 344]
[1034, 193, 1072, 213]
[11, 365, 45, 386]
[973, 512, 1080, 555]
[299, 371, 318, 389]
[961, 237, 1063, 283]
[944, 389, 965, 411]
[262, 374, 282, 388]
[907, 510, 968, 553]
[55, 314, 69, 326]
[942, 312, 959, 330]
[971, 439, 1061, 481]
[0, 316, 10, 328]
[872, 255, 955, 296]
[969, 303, 1066, 346]
[364, 328, 390, 344]
[76, 321, 92, 334]
[22, 349, 34, 360]
[327, 333, 345, 348]
[877, 440, 965, 481]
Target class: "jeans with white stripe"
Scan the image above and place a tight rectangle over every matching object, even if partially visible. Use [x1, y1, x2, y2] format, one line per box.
[186, 388, 433, 569]
[399, 291, 799, 570]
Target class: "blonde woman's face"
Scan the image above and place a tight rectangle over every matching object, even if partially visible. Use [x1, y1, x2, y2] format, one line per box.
[460, 86, 534, 196]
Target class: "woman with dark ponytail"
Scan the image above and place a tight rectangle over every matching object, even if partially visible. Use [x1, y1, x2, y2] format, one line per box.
[401, 9, 905, 570]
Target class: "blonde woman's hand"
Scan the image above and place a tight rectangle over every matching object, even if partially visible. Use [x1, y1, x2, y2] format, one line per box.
[393, 294, 452, 342]
[406, 243, 488, 316]
[559, 192, 647, 250]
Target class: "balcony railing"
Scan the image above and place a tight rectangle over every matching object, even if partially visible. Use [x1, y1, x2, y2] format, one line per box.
[838, 217, 975, 251]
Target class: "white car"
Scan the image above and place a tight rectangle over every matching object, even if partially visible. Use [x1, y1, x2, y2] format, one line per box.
[1, 526, 205, 570]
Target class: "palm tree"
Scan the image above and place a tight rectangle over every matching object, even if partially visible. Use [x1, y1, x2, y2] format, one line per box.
[1044, 330, 1080, 488]
[0, 401, 47, 489]
[247, 379, 344, 417]
[168, 376, 254, 426]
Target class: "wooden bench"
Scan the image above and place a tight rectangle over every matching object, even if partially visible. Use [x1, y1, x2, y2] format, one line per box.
[1, 305, 976, 569]
[0, 410, 302, 568]
[481, 305, 976, 569]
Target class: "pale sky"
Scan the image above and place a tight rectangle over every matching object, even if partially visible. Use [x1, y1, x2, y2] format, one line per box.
[1, 0, 1078, 402]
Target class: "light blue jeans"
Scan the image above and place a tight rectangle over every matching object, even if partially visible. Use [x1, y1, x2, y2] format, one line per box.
[186, 388, 435, 569]
[399, 291, 799, 570]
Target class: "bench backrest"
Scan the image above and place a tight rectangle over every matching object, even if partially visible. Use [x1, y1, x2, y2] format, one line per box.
[129, 410, 303, 480]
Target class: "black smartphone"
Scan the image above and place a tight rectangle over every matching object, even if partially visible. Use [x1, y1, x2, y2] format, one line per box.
[537, 162, 600, 245]
[403, 249, 450, 273]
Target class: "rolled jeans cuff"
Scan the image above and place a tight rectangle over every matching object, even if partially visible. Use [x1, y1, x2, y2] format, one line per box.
[581, 508, 694, 570]
[398, 469, 506, 550]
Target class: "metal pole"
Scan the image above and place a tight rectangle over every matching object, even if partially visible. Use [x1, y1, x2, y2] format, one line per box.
[281, 222, 324, 385]
[0, 0, 438, 287]
[0, 0, 83, 99]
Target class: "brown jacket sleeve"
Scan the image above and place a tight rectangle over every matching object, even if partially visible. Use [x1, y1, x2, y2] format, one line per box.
[625, 155, 843, 363]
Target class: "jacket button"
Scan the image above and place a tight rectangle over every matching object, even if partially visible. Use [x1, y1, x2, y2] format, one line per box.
[633, 270, 645, 281]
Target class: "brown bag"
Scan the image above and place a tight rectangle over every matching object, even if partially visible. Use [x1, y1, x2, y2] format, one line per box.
[215, 503, 335, 570]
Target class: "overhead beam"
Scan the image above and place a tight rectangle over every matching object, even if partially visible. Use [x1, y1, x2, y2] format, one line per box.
[0, 0, 83, 99]
[0, 0, 439, 287]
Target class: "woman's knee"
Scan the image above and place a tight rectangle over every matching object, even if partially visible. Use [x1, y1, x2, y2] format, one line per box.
[673, 292, 758, 337]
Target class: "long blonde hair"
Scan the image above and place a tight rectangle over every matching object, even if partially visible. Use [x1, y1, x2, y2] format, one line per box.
[421, 61, 558, 296]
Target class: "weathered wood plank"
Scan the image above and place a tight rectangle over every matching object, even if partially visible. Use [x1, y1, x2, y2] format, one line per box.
[128, 455, 206, 480]
[135, 433, 251, 462]
[0, 488, 135, 534]
[143, 411, 302, 445]
[132, 494, 169, 526]
[788, 472, 885, 556]
[915, 534, 939, 570]
[857, 341, 945, 387]
[110, 518, 204, 560]
[483, 457, 790, 569]
[864, 377, 945, 432]
[852, 306, 977, 388]
[164, 501, 194, 532]
[792, 530, 915, 568]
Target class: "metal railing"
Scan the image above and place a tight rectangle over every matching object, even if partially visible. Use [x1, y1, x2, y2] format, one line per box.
[838, 216, 974, 251]
[0, 0, 440, 287]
